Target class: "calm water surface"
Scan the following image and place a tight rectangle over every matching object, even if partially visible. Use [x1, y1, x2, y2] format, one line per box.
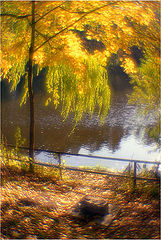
[1, 89, 160, 170]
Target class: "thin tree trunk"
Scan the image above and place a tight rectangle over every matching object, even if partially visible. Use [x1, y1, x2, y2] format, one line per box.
[28, 1, 35, 172]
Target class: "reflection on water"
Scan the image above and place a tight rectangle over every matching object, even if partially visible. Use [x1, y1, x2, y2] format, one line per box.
[1, 89, 160, 169]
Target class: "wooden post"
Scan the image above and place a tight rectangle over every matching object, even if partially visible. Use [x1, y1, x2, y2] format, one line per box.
[133, 161, 137, 189]
[58, 153, 62, 180]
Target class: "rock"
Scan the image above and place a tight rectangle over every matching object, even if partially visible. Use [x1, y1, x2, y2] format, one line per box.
[68, 196, 119, 226]
[98, 204, 119, 226]
[78, 196, 108, 218]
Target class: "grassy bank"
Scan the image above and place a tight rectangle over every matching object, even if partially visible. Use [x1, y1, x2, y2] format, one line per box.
[1, 149, 160, 239]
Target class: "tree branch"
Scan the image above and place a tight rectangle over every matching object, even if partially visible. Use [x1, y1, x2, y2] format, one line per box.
[35, 2, 114, 52]
[59, 6, 87, 14]
[0, 13, 31, 19]
[1, 2, 65, 22]
[35, 29, 53, 49]
[35, 2, 65, 24]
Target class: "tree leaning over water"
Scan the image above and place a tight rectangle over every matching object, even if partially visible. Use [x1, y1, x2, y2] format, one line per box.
[1, 1, 160, 169]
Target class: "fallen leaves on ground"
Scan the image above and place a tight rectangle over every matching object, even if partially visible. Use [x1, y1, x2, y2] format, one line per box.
[1, 166, 160, 239]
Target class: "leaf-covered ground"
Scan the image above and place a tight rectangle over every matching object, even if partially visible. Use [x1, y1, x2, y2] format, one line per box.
[1, 165, 160, 239]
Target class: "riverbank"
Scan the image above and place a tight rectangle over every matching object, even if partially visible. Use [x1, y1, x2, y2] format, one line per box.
[1, 161, 160, 239]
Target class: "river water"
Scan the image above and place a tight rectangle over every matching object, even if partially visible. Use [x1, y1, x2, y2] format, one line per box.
[1, 89, 160, 171]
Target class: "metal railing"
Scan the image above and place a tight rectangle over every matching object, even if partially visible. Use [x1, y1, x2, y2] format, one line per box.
[2, 144, 161, 187]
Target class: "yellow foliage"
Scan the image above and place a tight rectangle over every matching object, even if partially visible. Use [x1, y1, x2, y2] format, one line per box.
[121, 58, 137, 74]
[34, 50, 44, 65]
[64, 32, 88, 61]
[1, 0, 159, 121]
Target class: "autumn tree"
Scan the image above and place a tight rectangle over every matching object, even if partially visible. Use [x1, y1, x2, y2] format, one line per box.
[1, 1, 159, 168]
[121, 2, 160, 144]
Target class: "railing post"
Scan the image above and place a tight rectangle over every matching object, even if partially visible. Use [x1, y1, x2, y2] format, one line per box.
[5, 137, 9, 165]
[58, 153, 62, 180]
[156, 163, 160, 178]
[133, 161, 137, 189]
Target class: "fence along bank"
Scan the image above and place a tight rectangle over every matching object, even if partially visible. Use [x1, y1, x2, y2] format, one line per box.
[3, 145, 161, 186]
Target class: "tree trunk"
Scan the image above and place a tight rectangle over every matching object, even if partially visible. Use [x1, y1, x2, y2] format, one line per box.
[28, 1, 35, 172]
